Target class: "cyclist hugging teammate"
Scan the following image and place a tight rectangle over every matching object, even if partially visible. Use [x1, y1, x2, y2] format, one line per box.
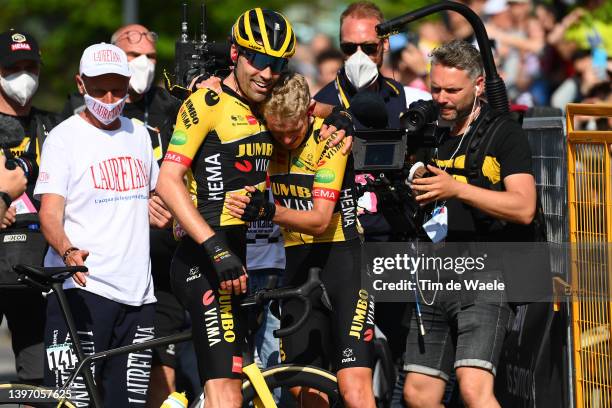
[226, 72, 376, 408]
[156, 8, 356, 408]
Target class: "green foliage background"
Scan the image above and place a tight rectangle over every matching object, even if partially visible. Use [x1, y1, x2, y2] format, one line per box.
[0, 0, 436, 112]
[2, 0, 608, 112]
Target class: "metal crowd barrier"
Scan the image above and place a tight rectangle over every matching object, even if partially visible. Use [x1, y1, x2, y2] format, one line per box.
[567, 103, 612, 408]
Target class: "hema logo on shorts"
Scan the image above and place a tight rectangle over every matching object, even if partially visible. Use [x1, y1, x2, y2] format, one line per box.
[3, 234, 27, 243]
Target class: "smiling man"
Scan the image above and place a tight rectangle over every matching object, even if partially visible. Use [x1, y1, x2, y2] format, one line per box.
[155, 9, 296, 408]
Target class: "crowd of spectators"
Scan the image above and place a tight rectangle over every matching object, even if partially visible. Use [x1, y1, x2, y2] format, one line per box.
[290, 0, 610, 128]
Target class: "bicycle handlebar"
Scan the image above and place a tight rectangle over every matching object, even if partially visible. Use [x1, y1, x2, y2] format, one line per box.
[242, 267, 331, 338]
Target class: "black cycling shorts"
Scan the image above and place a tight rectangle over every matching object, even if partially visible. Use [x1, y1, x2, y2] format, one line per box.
[170, 227, 247, 382]
[280, 239, 374, 371]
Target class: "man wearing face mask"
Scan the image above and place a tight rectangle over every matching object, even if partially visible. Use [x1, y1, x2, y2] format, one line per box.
[63, 26, 189, 407]
[36, 43, 169, 406]
[0, 29, 61, 388]
[314, 2, 409, 245]
[314, 2, 412, 370]
[314, 2, 406, 130]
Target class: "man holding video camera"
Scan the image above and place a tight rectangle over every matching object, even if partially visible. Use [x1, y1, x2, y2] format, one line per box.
[0, 29, 60, 386]
[402, 40, 537, 408]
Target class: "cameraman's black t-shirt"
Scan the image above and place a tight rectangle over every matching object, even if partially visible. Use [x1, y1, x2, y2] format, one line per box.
[431, 105, 533, 241]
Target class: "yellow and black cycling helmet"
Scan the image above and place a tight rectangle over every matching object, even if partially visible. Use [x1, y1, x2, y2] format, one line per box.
[232, 8, 296, 59]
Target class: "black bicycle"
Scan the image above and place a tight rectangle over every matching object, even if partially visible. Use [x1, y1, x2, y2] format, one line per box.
[0, 265, 341, 407]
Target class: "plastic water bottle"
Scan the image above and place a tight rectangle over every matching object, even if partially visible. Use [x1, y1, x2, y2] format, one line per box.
[161, 391, 188, 408]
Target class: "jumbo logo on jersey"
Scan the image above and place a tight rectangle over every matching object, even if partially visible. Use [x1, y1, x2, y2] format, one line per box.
[180, 99, 199, 129]
[89, 156, 149, 191]
[235, 142, 272, 173]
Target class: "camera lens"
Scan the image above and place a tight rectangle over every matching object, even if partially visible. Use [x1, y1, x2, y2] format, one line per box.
[401, 100, 439, 133]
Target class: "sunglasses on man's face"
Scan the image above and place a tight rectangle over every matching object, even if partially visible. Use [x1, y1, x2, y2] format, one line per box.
[340, 42, 380, 56]
[240, 48, 288, 74]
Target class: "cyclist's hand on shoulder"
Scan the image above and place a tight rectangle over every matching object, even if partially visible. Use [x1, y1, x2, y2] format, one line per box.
[64, 248, 90, 287]
[320, 105, 354, 155]
[149, 193, 172, 228]
[201, 235, 247, 295]
[190, 75, 223, 94]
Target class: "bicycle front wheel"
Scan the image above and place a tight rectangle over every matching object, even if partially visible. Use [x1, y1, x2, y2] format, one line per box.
[0, 383, 78, 407]
[242, 364, 343, 407]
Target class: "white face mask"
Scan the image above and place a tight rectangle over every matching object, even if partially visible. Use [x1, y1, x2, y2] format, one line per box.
[0, 71, 39, 107]
[83, 93, 127, 125]
[128, 55, 155, 94]
[344, 49, 379, 89]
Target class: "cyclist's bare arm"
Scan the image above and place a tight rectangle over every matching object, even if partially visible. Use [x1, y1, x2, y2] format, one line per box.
[39, 193, 89, 286]
[273, 198, 336, 236]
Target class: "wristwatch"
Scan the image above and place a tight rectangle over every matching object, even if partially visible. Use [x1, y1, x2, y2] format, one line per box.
[0, 191, 11, 208]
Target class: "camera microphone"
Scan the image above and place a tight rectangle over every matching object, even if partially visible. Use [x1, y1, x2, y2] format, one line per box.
[349, 90, 389, 129]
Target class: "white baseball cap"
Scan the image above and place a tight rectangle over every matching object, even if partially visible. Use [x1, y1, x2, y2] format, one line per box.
[79, 43, 131, 77]
[484, 0, 509, 15]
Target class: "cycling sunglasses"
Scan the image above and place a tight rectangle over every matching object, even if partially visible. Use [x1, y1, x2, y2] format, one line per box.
[340, 42, 380, 56]
[240, 48, 288, 74]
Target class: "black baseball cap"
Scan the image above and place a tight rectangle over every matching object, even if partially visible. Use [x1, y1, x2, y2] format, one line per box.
[0, 30, 41, 67]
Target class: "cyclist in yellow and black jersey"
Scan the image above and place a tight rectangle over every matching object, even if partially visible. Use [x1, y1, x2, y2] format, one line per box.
[156, 9, 295, 408]
[156, 9, 354, 408]
[165, 84, 271, 227]
[227, 73, 375, 408]
[268, 115, 359, 246]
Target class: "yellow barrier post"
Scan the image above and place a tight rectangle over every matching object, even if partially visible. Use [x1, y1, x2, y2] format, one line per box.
[567, 103, 612, 407]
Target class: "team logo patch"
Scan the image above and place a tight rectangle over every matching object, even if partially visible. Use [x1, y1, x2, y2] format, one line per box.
[314, 168, 335, 184]
[170, 130, 188, 145]
[202, 289, 215, 306]
[234, 160, 253, 173]
[11, 33, 26, 43]
[246, 115, 258, 125]
[204, 89, 220, 106]
[363, 328, 374, 342]
[232, 356, 243, 373]
[11, 43, 31, 51]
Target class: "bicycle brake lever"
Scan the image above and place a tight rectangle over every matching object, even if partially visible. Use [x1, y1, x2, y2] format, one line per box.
[319, 284, 333, 312]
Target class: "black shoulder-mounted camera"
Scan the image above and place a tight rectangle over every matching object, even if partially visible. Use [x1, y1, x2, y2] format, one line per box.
[352, 99, 449, 172]
[164, 2, 232, 100]
[0, 115, 37, 184]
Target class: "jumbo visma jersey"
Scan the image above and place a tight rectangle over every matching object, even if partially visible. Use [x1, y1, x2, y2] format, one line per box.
[268, 117, 359, 247]
[164, 85, 272, 227]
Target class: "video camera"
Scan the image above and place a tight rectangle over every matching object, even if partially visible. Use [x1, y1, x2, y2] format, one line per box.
[0, 115, 37, 184]
[352, 98, 449, 172]
[165, 2, 232, 100]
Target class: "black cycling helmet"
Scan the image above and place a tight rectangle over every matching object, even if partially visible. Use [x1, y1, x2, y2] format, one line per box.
[232, 8, 296, 59]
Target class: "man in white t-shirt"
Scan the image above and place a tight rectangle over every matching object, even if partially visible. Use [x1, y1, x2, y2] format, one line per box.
[34, 43, 171, 407]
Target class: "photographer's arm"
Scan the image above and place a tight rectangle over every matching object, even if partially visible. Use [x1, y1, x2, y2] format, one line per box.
[412, 165, 536, 225]
[39, 193, 89, 286]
